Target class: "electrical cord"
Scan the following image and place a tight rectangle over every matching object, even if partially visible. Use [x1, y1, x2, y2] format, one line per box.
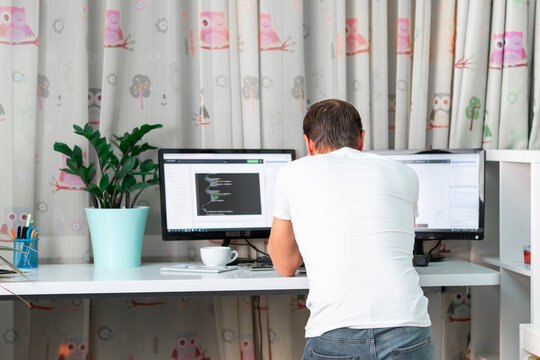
[427, 240, 442, 256]
[244, 238, 269, 257]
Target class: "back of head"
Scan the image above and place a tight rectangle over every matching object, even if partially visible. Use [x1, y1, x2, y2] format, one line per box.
[303, 99, 363, 152]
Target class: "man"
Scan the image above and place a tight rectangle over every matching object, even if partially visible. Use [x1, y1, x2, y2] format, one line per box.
[268, 99, 433, 359]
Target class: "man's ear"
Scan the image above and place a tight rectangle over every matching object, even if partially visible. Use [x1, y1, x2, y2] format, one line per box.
[358, 130, 366, 151]
[304, 134, 316, 156]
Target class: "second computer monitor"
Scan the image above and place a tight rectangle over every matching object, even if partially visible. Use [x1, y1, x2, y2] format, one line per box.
[370, 149, 485, 241]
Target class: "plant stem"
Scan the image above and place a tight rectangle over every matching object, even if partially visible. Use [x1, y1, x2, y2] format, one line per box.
[115, 192, 124, 208]
[108, 160, 123, 204]
[89, 194, 99, 209]
[125, 192, 131, 209]
[130, 188, 146, 208]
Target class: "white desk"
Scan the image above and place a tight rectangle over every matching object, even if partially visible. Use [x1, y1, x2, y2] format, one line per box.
[0, 259, 499, 298]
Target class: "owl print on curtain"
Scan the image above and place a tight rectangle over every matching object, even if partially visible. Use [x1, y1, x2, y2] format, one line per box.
[199, 11, 229, 50]
[51, 154, 87, 192]
[0, 207, 30, 240]
[397, 17, 411, 55]
[57, 337, 89, 360]
[103, 9, 134, 50]
[0, 6, 37, 45]
[240, 336, 255, 360]
[88, 88, 102, 125]
[503, 31, 527, 68]
[489, 33, 504, 70]
[259, 13, 293, 52]
[171, 332, 211, 360]
[428, 93, 451, 130]
[345, 18, 368, 56]
[446, 293, 471, 322]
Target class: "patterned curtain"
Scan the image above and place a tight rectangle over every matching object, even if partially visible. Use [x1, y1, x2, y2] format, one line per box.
[1, 0, 539, 359]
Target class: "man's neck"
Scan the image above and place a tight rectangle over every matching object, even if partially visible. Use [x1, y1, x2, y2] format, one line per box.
[312, 146, 350, 155]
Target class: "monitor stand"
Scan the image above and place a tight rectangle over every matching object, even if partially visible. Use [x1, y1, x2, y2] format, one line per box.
[220, 239, 255, 265]
[221, 239, 231, 247]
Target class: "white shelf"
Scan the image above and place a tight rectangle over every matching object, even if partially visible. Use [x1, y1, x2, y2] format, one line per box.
[476, 351, 499, 360]
[520, 324, 540, 356]
[475, 256, 501, 268]
[500, 261, 531, 277]
[475, 256, 531, 277]
[486, 149, 540, 163]
[474, 256, 531, 277]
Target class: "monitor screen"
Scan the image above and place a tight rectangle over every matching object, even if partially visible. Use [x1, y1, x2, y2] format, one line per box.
[158, 149, 295, 240]
[369, 149, 485, 240]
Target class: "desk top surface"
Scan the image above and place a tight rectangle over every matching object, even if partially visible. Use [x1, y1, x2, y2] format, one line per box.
[0, 259, 499, 298]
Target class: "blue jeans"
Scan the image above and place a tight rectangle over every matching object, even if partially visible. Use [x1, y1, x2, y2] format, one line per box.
[303, 327, 434, 360]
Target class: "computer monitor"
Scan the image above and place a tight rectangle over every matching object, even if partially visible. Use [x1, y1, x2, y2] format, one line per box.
[369, 149, 485, 248]
[158, 149, 296, 242]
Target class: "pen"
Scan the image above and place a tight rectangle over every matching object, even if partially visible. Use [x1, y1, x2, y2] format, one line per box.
[16, 226, 21, 239]
[25, 214, 31, 228]
[10, 228, 15, 239]
[26, 227, 31, 239]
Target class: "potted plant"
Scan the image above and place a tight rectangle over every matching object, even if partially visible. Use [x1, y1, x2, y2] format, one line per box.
[54, 123, 162, 269]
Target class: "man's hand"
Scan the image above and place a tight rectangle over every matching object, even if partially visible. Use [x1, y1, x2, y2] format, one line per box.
[268, 217, 303, 277]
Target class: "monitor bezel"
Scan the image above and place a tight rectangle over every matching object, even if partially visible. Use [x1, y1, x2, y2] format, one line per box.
[158, 148, 296, 241]
[368, 148, 485, 241]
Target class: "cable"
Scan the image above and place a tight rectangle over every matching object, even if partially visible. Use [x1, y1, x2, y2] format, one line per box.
[244, 238, 269, 257]
[427, 240, 442, 255]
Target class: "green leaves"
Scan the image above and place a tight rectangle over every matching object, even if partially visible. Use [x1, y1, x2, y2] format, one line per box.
[140, 159, 157, 172]
[53, 142, 72, 157]
[72, 145, 83, 167]
[118, 156, 137, 179]
[52, 123, 162, 208]
[99, 174, 110, 192]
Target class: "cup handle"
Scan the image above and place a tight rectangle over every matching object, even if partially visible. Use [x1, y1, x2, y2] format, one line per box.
[228, 250, 239, 264]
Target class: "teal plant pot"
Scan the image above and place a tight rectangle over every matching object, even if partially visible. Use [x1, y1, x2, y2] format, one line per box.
[85, 207, 149, 269]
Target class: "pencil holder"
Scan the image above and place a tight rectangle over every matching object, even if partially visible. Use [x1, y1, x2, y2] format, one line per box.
[13, 238, 39, 269]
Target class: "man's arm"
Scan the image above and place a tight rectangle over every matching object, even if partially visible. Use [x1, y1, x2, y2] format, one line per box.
[268, 217, 303, 277]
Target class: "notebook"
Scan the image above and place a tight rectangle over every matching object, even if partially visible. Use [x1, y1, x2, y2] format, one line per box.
[160, 264, 238, 273]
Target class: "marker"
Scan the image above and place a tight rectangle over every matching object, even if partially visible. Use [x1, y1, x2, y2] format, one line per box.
[10, 228, 15, 239]
[25, 213, 32, 228]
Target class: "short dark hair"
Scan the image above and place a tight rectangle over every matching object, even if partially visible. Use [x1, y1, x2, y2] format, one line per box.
[303, 99, 363, 151]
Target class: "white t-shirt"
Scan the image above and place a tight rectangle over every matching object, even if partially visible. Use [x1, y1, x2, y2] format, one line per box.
[273, 147, 431, 338]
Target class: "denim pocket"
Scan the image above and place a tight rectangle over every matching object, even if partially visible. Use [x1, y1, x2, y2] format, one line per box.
[391, 336, 434, 360]
[311, 350, 359, 360]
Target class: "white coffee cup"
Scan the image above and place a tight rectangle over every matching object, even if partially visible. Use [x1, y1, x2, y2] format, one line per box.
[200, 246, 239, 267]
